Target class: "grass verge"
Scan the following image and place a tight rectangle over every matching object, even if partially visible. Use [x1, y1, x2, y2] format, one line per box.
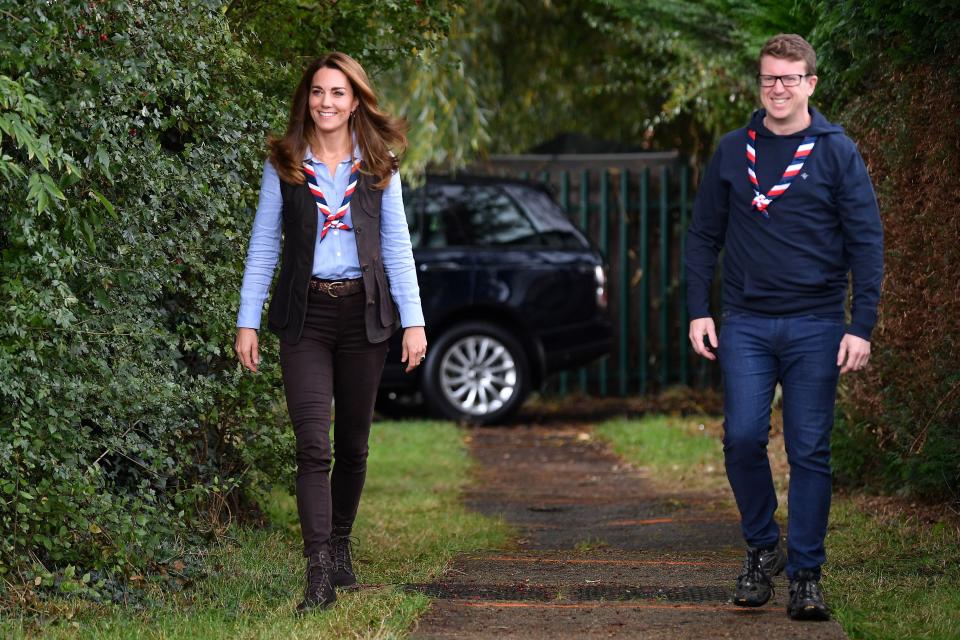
[1, 420, 510, 639]
[594, 415, 960, 640]
[594, 415, 727, 491]
[827, 500, 960, 639]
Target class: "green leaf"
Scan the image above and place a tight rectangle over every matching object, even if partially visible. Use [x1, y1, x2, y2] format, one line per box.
[89, 189, 117, 218]
[40, 173, 65, 200]
[80, 218, 97, 252]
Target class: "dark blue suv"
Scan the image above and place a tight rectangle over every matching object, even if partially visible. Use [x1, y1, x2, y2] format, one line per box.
[377, 175, 612, 424]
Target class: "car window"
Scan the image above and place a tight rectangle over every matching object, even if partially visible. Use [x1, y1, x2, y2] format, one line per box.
[420, 184, 540, 247]
[413, 184, 462, 248]
[502, 184, 589, 249]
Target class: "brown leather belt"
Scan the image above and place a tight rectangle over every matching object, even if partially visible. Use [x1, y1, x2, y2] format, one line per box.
[309, 277, 363, 298]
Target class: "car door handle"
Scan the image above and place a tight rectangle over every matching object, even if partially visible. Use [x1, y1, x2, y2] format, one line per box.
[419, 261, 461, 272]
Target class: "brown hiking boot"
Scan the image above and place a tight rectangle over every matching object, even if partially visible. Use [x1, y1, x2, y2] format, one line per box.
[296, 549, 336, 614]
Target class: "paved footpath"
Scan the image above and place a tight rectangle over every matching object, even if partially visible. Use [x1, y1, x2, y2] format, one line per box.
[409, 424, 847, 639]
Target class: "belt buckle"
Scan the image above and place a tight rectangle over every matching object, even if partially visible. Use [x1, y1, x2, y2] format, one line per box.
[326, 281, 343, 298]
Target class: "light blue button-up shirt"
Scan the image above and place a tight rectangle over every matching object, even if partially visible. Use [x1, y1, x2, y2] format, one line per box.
[237, 148, 424, 330]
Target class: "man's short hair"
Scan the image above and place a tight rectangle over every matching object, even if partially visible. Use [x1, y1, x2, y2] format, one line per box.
[759, 34, 817, 76]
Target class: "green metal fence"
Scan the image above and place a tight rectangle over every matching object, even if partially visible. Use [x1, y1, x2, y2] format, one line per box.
[477, 154, 720, 396]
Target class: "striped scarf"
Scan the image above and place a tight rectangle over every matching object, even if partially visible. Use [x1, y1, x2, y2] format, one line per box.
[746, 129, 816, 218]
[303, 159, 361, 239]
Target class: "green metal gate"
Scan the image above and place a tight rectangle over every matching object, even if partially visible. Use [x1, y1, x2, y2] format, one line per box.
[475, 153, 720, 396]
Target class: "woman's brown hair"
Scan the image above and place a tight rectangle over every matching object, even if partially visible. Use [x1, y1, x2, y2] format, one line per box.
[269, 52, 407, 190]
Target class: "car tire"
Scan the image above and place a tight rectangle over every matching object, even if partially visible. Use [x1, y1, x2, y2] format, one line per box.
[422, 321, 531, 425]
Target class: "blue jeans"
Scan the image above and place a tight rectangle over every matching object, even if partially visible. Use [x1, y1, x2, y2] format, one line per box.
[718, 312, 844, 579]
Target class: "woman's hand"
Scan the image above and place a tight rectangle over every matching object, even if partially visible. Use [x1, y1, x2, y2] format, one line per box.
[235, 328, 260, 373]
[401, 326, 428, 373]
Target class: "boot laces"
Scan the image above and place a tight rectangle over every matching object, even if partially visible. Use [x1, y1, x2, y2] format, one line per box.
[307, 554, 332, 595]
[739, 548, 772, 587]
[331, 534, 357, 572]
[796, 577, 822, 602]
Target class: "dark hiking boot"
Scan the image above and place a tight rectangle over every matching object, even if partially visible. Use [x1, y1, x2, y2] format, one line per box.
[296, 549, 336, 614]
[330, 531, 359, 590]
[732, 543, 785, 607]
[787, 569, 831, 621]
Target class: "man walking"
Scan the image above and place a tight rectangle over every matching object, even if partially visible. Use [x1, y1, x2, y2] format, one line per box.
[685, 33, 883, 620]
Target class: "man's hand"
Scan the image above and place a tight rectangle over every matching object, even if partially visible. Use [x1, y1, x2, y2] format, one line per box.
[401, 326, 428, 373]
[837, 333, 870, 374]
[689, 317, 719, 361]
[235, 328, 260, 373]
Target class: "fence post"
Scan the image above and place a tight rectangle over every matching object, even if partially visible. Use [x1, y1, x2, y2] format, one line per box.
[659, 167, 670, 387]
[618, 169, 630, 397]
[638, 169, 649, 395]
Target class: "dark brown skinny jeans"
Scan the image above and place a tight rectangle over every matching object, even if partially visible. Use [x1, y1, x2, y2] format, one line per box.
[279, 286, 388, 556]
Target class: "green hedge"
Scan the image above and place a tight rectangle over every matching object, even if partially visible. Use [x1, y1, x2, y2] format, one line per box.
[810, 1, 960, 501]
[828, 64, 960, 501]
[0, 0, 291, 590]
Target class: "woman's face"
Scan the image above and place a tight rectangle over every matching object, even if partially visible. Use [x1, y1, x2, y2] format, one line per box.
[308, 67, 359, 138]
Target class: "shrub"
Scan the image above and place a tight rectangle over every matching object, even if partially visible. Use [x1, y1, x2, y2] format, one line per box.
[810, 1, 960, 502]
[0, 0, 291, 588]
[829, 64, 960, 502]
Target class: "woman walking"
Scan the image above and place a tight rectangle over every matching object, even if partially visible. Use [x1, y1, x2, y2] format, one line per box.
[234, 52, 426, 613]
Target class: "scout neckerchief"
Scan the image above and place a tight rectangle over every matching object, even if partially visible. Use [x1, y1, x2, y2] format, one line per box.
[746, 129, 816, 218]
[302, 158, 361, 239]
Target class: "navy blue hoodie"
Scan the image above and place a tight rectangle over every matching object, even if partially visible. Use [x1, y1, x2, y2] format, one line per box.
[685, 108, 883, 340]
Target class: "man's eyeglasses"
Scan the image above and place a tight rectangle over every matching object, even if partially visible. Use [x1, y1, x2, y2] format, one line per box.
[756, 74, 811, 88]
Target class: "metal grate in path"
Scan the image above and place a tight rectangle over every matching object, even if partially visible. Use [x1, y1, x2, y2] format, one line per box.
[404, 583, 553, 601]
[404, 582, 731, 603]
[573, 584, 730, 603]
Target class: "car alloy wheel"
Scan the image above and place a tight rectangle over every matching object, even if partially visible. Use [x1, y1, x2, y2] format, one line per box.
[423, 321, 530, 424]
[440, 334, 517, 416]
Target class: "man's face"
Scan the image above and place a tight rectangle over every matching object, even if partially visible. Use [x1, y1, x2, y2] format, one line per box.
[758, 55, 817, 129]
